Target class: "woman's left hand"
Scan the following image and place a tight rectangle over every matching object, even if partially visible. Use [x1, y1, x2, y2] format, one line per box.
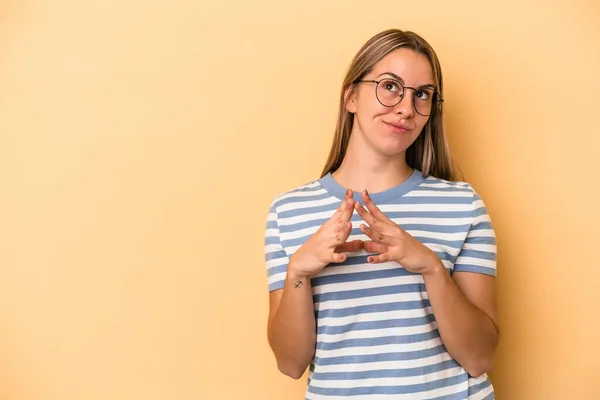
[354, 190, 442, 275]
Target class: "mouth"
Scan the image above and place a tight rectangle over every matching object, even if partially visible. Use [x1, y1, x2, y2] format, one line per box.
[383, 121, 411, 134]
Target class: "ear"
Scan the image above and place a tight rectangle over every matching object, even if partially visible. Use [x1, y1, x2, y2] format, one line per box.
[344, 84, 358, 113]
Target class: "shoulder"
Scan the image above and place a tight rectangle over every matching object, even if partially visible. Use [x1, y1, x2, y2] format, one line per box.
[267, 177, 325, 214]
[418, 174, 490, 213]
[417, 174, 479, 197]
[421, 174, 474, 190]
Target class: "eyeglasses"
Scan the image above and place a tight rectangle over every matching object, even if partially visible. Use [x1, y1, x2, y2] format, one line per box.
[355, 78, 443, 116]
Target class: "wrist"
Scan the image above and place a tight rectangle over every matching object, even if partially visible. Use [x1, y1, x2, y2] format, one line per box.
[287, 261, 311, 282]
[421, 256, 446, 279]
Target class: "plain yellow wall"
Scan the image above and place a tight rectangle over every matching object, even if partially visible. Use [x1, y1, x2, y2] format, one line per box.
[1, 0, 599, 399]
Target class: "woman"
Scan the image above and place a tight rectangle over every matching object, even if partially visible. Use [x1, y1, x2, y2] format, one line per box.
[264, 28, 498, 399]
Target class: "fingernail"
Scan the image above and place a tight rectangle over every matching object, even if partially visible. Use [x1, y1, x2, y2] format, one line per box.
[346, 189, 350, 195]
[368, 256, 374, 263]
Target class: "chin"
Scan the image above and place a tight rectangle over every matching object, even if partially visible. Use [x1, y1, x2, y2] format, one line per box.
[374, 142, 411, 157]
[357, 122, 421, 157]
[374, 134, 419, 157]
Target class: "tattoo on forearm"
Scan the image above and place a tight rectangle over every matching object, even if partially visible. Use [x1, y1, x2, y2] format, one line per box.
[295, 281, 303, 288]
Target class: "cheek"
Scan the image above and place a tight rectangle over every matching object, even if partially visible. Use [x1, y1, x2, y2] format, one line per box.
[355, 91, 389, 117]
[357, 101, 392, 122]
[415, 117, 430, 131]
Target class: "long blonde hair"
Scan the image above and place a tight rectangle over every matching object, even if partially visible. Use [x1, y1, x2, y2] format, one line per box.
[320, 29, 458, 181]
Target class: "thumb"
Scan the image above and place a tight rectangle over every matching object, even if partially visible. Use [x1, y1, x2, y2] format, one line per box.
[334, 239, 363, 253]
[330, 252, 347, 263]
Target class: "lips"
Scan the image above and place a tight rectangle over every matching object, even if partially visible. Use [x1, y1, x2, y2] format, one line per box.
[384, 121, 411, 133]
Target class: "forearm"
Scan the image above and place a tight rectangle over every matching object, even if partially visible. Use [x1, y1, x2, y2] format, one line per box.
[267, 269, 316, 379]
[423, 262, 499, 377]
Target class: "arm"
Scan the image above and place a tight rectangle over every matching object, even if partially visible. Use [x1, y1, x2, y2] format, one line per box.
[264, 191, 358, 379]
[422, 266, 499, 377]
[355, 188, 499, 377]
[422, 190, 499, 377]
[267, 269, 316, 379]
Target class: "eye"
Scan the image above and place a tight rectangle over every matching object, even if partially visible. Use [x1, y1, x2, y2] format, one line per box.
[381, 79, 401, 93]
[415, 90, 431, 100]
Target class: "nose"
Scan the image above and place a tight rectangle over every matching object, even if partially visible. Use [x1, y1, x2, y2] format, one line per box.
[393, 90, 415, 117]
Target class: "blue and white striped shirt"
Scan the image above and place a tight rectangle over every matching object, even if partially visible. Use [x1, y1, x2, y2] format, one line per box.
[264, 169, 497, 399]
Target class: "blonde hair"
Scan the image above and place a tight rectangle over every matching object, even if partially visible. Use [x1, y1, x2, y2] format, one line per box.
[320, 29, 458, 181]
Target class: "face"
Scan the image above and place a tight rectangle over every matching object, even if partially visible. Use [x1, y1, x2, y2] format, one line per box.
[346, 48, 436, 157]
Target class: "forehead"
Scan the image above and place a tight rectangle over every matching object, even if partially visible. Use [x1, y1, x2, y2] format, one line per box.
[370, 48, 434, 86]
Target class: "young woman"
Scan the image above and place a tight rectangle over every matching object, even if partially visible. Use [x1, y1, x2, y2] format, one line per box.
[264, 29, 498, 399]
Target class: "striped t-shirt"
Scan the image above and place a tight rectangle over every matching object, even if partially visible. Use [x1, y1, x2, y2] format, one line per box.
[264, 169, 497, 399]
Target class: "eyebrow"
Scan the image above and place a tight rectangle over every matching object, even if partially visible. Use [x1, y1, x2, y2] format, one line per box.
[377, 72, 435, 90]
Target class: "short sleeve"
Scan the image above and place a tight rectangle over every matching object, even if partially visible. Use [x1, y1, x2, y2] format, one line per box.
[453, 189, 497, 276]
[264, 200, 290, 292]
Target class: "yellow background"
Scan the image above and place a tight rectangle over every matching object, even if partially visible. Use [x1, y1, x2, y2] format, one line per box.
[1, 0, 599, 399]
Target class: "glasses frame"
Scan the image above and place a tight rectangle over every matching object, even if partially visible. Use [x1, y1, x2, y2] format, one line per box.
[355, 79, 444, 117]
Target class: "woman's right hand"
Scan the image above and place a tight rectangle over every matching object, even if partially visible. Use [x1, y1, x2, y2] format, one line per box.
[288, 190, 363, 279]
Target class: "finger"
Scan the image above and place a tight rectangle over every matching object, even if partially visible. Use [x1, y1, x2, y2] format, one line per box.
[354, 201, 395, 235]
[362, 190, 395, 226]
[333, 190, 351, 218]
[354, 201, 374, 224]
[362, 240, 388, 254]
[340, 191, 355, 222]
[326, 190, 353, 226]
[334, 190, 352, 216]
[335, 239, 364, 253]
[330, 252, 347, 263]
[329, 221, 352, 245]
[367, 252, 392, 264]
[360, 223, 392, 245]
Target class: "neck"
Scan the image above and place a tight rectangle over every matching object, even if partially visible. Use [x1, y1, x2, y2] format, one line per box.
[331, 132, 414, 194]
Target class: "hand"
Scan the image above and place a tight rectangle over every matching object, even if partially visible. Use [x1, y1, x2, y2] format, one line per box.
[354, 190, 442, 275]
[288, 190, 363, 279]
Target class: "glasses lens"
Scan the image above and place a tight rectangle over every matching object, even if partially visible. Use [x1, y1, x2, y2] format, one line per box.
[376, 79, 403, 107]
[414, 89, 435, 116]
